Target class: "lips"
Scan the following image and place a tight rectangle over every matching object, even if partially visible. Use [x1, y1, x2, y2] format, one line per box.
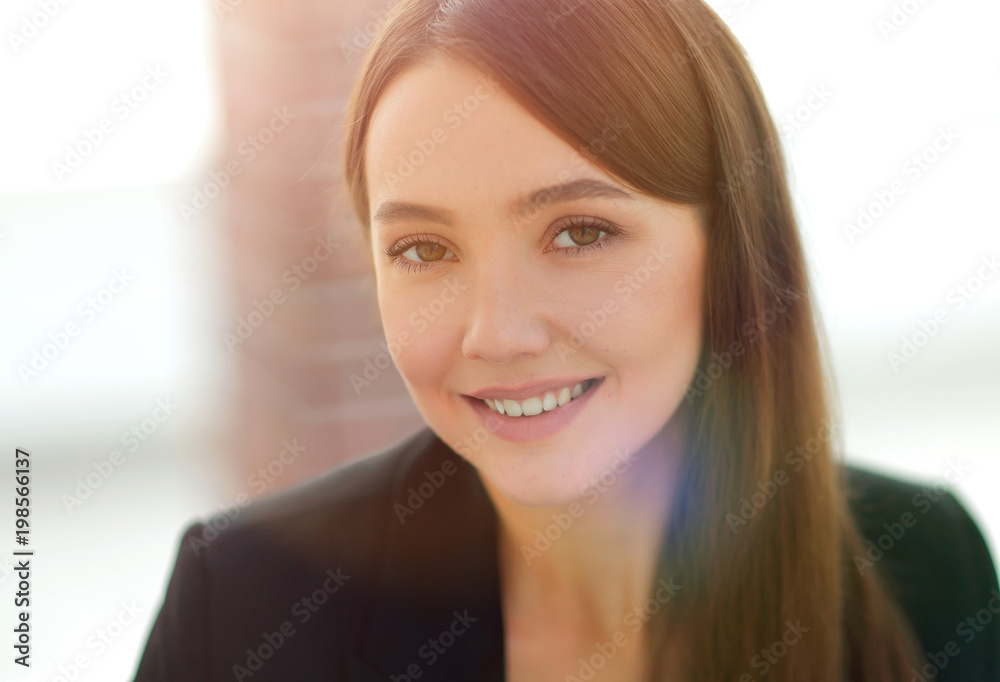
[462, 376, 604, 442]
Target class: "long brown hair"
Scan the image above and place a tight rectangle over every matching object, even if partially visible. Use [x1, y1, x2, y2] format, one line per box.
[341, 0, 925, 679]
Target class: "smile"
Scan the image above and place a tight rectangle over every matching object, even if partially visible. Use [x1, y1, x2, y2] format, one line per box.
[461, 377, 605, 443]
[481, 378, 598, 417]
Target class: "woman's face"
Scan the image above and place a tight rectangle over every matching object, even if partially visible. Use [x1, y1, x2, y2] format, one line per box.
[364, 56, 707, 508]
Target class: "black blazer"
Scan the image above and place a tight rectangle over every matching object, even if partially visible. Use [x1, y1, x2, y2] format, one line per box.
[133, 427, 1000, 681]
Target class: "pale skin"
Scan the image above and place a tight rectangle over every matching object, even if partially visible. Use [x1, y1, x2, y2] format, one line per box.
[364, 54, 705, 680]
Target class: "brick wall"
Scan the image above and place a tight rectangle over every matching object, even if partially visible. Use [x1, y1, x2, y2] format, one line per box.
[216, 0, 425, 490]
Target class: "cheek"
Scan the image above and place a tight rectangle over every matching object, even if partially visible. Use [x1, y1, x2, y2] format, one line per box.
[377, 283, 459, 393]
[577, 251, 703, 354]
[579, 248, 704, 402]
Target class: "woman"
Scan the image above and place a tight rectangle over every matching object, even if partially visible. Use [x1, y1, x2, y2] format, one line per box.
[133, 0, 1000, 680]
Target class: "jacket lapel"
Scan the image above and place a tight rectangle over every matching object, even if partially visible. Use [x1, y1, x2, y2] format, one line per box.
[354, 429, 506, 681]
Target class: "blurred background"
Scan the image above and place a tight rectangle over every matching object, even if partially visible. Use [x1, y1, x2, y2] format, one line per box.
[0, 0, 996, 679]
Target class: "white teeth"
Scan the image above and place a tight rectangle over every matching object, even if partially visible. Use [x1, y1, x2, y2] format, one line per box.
[502, 399, 522, 417]
[521, 397, 543, 416]
[482, 380, 594, 417]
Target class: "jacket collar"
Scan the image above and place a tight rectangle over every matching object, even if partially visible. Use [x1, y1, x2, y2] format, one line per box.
[352, 428, 506, 681]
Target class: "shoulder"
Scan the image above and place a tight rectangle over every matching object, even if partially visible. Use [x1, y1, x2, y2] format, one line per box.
[134, 427, 443, 681]
[843, 463, 1000, 680]
[194, 426, 438, 565]
[190, 426, 449, 595]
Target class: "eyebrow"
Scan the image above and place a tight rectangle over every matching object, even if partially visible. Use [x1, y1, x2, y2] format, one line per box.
[371, 178, 635, 227]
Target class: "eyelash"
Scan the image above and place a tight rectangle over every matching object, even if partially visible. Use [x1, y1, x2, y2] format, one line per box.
[381, 217, 623, 273]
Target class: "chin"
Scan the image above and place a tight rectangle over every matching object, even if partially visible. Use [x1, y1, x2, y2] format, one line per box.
[497, 480, 580, 508]
[475, 447, 605, 509]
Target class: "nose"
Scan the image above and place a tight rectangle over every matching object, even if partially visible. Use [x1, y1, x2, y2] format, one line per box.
[460, 258, 551, 364]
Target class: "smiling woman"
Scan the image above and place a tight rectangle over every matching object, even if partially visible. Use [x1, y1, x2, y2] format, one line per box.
[364, 54, 707, 514]
[132, 1, 999, 681]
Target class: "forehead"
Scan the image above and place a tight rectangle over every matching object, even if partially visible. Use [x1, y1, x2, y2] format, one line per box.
[363, 56, 628, 227]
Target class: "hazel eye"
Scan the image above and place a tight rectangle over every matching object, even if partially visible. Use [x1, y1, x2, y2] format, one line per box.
[401, 242, 452, 263]
[553, 223, 605, 248]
